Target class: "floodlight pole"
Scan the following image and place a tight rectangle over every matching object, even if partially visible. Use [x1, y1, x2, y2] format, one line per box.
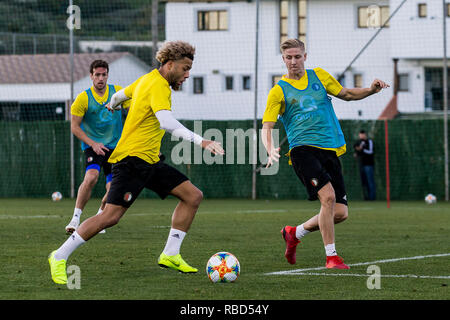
[443, 0, 449, 201]
[152, 0, 159, 67]
[252, 0, 260, 200]
[69, 0, 75, 199]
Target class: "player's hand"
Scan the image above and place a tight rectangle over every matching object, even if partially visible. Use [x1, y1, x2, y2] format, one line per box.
[266, 147, 281, 168]
[91, 142, 109, 156]
[105, 94, 122, 113]
[370, 79, 390, 94]
[201, 140, 225, 155]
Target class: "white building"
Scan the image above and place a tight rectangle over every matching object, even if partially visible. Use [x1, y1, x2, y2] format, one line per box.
[164, 0, 450, 120]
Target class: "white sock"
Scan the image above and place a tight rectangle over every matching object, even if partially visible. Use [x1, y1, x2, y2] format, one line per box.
[295, 224, 310, 239]
[325, 243, 337, 257]
[73, 208, 82, 220]
[162, 228, 186, 256]
[54, 231, 86, 261]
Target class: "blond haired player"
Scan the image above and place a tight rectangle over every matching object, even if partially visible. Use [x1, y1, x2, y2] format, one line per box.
[262, 39, 388, 269]
[49, 41, 224, 284]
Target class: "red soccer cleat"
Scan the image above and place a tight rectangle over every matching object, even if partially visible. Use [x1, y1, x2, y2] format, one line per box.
[281, 226, 300, 264]
[326, 255, 350, 269]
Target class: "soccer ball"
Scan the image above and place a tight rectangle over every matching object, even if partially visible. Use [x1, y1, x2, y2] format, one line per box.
[206, 252, 240, 283]
[424, 193, 436, 204]
[51, 191, 62, 202]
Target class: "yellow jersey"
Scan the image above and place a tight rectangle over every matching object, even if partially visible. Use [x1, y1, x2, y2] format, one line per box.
[71, 84, 129, 117]
[108, 69, 171, 165]
[262, 67, 346, 156]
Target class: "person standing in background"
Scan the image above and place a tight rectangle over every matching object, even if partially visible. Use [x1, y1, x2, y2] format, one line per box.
[354, 130, 376, 201]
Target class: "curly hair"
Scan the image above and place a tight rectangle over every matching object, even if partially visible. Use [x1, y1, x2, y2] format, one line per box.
[156, 41, 195, 65]
[280, 38, 305, 53]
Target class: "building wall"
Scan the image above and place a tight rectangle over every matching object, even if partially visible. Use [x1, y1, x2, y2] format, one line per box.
[166, 0, 395, 120]
[391, 0, 450, 112]
[0, 83, 69, 102]
[166, 1, 256, 120]
[390, 0, 450, 59]
[305, 0, 392, 119]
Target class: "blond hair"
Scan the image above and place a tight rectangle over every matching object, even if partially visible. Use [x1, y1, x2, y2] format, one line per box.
[156, 41, 195, 65]
[280, 38, 305, 53]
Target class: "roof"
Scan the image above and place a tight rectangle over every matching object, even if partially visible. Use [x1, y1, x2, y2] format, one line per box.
[378, 95, 399, 120]
[0, 52, 130, 84]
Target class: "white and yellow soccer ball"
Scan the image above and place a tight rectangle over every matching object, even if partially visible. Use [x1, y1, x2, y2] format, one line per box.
[424, 193, 436, 204]
[51, 191, 62, 202]
[206, 252, 240, 283]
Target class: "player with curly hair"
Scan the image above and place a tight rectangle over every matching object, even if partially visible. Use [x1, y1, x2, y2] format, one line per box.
[48, 41, 224, 284]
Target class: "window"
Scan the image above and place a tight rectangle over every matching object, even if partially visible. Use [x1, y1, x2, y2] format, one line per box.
[418, 3, 427, 18]
[447, 4, 450, 17]
[242, 76, 251, 90]
[336, 73, 345, 87]
[298, 0, 307, 43]
[225, 76, 234, 91]
[424, 67, 450, 110]
[357, 5, 390, 28]
[272, 75, 283, 87]
[280, 0, 289, 44]
[398, 74, 409, 92]
[193, 77, 204, 94]
[198, 10, 228, 31]
[353, 74, 363, 88]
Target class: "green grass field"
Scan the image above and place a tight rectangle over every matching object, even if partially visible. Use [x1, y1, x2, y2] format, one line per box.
[1, 198, 449, 301]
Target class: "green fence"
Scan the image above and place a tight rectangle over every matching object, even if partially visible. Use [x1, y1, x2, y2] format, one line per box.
[0, 119, 445, 201]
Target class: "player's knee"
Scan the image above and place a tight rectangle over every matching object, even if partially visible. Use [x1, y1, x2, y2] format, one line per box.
[320, 192, 336, 208]
[84, 170, 99, 187]
[335, 207, 348, 223]
[189, 189, 203, 208]
[102, 213, 121, 228]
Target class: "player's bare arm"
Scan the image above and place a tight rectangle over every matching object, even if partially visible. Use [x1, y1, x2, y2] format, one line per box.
[337, 79, 389, 101]
[261, 122, 281, 168]
[71, 114, 109, 156]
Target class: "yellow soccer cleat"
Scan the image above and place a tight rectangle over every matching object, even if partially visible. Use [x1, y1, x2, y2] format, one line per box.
[158, 253, 198, 273]
[48, 251, 67, 284]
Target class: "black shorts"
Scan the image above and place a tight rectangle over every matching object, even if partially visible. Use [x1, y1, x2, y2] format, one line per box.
[107, 156, 189, 208]
[290, 146, 348, 205]
[84, 147, 114, 181]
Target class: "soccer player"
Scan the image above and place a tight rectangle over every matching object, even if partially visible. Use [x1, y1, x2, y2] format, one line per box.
[261, 39, 389, 269]
[65, 60, 130, 234]
[48, 41, 224, 284]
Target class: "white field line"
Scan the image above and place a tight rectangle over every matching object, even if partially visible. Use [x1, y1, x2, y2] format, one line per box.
[265, 253, 450, 275]
[236, 209, 287, 213]
[128, 209, 289, 216]
[0, 215, 60, 219]
[287, 272, 450, 279]
[0, 209, 289, 220]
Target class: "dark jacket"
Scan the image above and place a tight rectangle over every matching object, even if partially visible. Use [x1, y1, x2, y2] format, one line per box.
[354, 139, 374, 166]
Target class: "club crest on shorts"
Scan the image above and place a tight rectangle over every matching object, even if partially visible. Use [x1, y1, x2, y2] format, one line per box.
[124, 192, 133, 202]
[87, 156, 93, 163]
[310, 178, 319, 187]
